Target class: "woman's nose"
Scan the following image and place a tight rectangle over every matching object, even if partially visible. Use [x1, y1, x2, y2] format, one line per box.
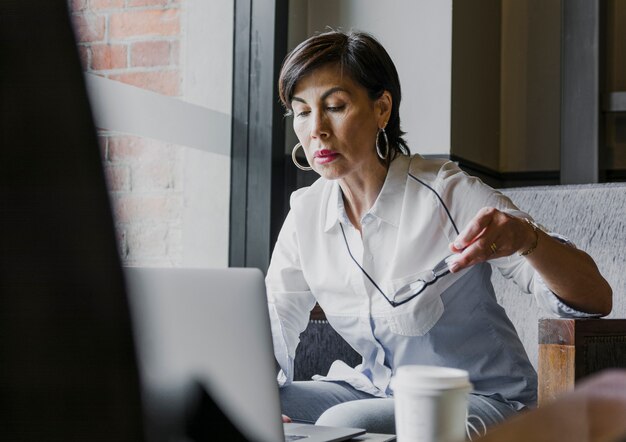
[310, 111, 329, 139]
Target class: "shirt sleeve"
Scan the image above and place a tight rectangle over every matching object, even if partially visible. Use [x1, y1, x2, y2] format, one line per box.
[265, 209, 317, 386]
[492, 231, 602, 318]
[435, 161, 601, 318]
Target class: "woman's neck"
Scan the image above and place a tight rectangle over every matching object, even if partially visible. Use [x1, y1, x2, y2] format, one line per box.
[339, 161, 388, 232]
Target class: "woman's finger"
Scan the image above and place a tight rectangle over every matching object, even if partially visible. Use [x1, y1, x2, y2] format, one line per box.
[449, 210, 533, 272]
[449, 235, 502, 272]
[451, 207, 497, 251]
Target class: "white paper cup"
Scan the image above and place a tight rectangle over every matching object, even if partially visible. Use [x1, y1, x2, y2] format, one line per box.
[390, 365, 473, 442]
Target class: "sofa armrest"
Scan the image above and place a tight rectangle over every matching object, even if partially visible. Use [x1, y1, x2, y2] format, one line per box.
[538, 318, 626, 406]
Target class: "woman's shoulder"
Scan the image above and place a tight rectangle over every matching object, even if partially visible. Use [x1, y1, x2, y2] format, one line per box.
[406, 154, 466, 186]
[288, 175, 331, 210]
[406, 154, 502, 211]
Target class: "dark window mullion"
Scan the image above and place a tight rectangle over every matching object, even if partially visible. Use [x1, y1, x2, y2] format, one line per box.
[230, 0, 288, 271]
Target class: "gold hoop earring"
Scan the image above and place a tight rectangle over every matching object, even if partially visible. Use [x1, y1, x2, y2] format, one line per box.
[291, 143, 312, 171]
[376, 128, 389, 160]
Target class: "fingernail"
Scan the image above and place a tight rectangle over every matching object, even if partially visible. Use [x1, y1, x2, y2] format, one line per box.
[453, 242, 462, 250]
[448, 261, 460, 273]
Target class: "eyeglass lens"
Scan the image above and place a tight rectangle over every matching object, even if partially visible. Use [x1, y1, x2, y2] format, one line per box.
[391, 255, 455, 305]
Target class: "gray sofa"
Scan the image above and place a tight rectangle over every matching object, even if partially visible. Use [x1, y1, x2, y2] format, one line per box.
[294, 182, 626, 382]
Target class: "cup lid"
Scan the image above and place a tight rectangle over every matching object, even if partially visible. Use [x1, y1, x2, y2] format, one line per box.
[390, 365, 473, 391]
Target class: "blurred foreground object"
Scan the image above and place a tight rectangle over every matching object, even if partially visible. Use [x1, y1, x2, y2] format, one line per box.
[0, 1, 144, 440]
[477, 369, 626, 442]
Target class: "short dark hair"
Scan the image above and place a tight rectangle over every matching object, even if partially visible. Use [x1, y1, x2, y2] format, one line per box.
[278, 30, 410, 159]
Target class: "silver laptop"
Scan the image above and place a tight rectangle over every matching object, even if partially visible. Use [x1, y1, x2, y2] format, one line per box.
[124, 266, 366, 442]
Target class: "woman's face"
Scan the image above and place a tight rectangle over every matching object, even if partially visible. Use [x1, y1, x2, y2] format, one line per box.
[291, 63, 391, 181]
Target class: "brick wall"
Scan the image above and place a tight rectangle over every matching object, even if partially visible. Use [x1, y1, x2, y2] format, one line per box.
[70, 0, 184, 266]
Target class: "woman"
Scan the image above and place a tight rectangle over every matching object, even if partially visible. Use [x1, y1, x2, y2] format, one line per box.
[266, 30, 612, 436]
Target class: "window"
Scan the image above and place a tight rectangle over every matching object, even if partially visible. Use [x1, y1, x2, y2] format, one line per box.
[70, 0, 233, 267]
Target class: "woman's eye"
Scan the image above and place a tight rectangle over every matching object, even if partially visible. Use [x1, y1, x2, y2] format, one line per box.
[326, 105, 345, 112]
[295, 110, 310, 117]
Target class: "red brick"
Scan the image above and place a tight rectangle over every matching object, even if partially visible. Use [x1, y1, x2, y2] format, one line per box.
[131, 40, 171, 68]
[127, 0, 170, 7]
[123, 255, 176, 266]
[109, 9, 179, 40]
[71, 14, 106, 43]
[109, 70, 180, 95]
[131, 159, 177, 190]
[114, 227, 128, 259]
[77, 45, 90, 69]
[91, 44, 128, 71]
[111, 194, 182, 223]
[97, 134, 108, 160]
[104, 165, 131, 191]
[170, 40, 180, 65]
[107, 135, 148, 161]
[108, 135, 174, 162]
[125, 223, 170, 258]
[90, 0, 125, 10]
[70, 0, 89, 12]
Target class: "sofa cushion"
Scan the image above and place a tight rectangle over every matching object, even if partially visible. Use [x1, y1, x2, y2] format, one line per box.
[294, 321, 360, 381]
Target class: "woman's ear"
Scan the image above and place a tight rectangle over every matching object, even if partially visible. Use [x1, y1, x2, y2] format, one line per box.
[376, 91, 393, 127]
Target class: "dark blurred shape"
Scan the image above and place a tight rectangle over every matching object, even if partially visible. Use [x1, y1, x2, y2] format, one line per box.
[0, 1, 144, 440]
[185, 381, 249, 442]
[0, 2, 251, 441]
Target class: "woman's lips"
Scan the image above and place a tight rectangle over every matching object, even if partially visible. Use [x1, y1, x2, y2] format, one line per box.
[314, 149, 339, 165]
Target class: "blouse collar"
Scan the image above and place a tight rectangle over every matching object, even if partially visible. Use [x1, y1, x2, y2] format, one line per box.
[323, 154, 411, 232]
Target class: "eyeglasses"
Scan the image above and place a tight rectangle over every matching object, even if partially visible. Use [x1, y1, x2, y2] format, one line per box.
[340, 224, 454, 307]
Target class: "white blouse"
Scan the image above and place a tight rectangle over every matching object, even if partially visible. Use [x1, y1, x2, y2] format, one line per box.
[266, 154, 597, 408]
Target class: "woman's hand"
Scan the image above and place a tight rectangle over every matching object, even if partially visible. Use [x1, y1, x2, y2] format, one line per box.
[448, 206, 612, 316]
[447, 207, 534, 272]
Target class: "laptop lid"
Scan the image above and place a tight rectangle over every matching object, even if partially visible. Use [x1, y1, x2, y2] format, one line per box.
[124, 266, 285, 442]
[124, 266, 368, 442]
